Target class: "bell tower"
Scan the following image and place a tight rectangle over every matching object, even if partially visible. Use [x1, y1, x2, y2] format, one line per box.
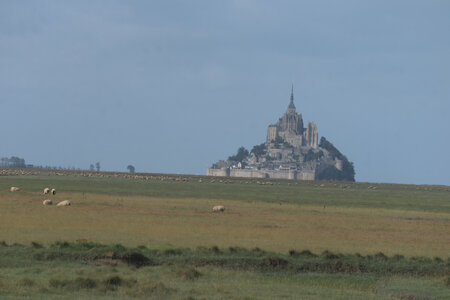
[286, 83, 296, 114]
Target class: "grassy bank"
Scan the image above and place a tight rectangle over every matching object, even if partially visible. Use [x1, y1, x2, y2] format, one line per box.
[0, 242, 448, 299]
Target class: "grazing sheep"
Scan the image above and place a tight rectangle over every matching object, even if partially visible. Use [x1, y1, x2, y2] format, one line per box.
[10, 187, 20, 192]
[44, 188, 50, 194]
[212, 205, 225, 212]
[56, 200, 71, 207]
[43, 199, 53, 206]
[51, 188, 56, 195]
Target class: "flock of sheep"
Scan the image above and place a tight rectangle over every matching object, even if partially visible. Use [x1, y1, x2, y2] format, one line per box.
[9, 186, 224, 212]
[9, 186, 71, 207]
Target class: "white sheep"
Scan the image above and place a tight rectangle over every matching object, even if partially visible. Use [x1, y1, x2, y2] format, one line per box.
[43, 199, 53, 205]
[44, 188, 50, 194]
[56, 200, 71, 207]
[51, 188, 56, 195]
[10, 187, 20, 192]
[212, 205, 225, 212]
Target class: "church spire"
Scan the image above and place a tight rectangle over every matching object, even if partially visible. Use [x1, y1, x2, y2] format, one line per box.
[288, 83, 296, 109]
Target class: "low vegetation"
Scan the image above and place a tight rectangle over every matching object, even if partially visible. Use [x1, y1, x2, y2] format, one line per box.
[0, 242, 448, 299]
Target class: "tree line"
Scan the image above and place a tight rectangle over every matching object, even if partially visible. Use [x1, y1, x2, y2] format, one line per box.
[1, 156, 136, 173]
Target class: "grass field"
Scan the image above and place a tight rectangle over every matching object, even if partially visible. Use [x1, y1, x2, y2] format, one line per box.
[0, 169, 449, 299]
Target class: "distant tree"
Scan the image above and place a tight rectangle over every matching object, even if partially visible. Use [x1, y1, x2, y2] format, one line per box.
[95, 162, 100, 172]
[0, 156, 26, 168]
[273, 135, 284, 144]
[251, 143, 266, 157]
[272, 135, 291, 149]
[89, 164, 95, 171]
[304, 149, 324, 162]
[127, 165, 135, 173]
[228, 146, 249, 162]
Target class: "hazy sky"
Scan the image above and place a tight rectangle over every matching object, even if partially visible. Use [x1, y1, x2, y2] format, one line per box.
[1, 1, 449, 185]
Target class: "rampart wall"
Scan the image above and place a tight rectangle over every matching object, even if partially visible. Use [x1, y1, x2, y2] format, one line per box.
[206, 168, 316, 181]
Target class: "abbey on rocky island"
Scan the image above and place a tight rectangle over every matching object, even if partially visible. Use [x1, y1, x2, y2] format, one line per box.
[207, 86, 355, 181]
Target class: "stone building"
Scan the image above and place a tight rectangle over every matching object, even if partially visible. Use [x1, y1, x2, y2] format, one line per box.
[267, 86, 318, 149]
[207, 85, 355, 181]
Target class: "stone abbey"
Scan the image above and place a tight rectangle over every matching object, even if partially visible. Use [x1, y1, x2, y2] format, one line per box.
[266, 85, 318, 149]
[207, 86, 355, 181]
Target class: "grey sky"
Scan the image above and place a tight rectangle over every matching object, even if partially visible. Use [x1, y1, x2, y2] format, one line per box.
[1, 1, 449, 185]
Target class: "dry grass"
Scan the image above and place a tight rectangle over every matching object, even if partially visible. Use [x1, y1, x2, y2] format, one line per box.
[0, 186, 449, 257]
[0, 172, 449, 299]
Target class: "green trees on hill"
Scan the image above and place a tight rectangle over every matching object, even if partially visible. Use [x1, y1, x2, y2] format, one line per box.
[304, 149, 324, 162]
[228, 146, 249, 162]
[251, 143, 266, 157]
[318, 137, 355, 182]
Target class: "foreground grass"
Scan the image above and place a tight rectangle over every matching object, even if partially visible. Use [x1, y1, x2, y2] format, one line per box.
[0, 242, 448, 299]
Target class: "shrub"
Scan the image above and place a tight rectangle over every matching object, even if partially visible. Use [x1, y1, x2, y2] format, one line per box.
[210, 246, 221, 254]
[252, 247, 264, 254]
[121, 252, 151, 268]
[228, 246, 246, 253]
[322, 250, 340, 260]
[299, 250, 317, 257]
[289, 249, 316, 257]
[374, 252, 388, 260]
[49, 277, 97, 290]
[392, 254, 405, 260]
[112, 244, 127, 252]
[49, 278, 69, 288]
[17, 277, 35, 287]
[105, 275, 122, 287]
[259, 257, 288, 268]
[73, 277, 97, 289]
[33, 250, 75, 261]
[175, 266, 202, 280]
[164, 248, 183, 256]
[139, 281, 175, 296]
[51, 241, 70, 248]
[31, 241, 43, 248]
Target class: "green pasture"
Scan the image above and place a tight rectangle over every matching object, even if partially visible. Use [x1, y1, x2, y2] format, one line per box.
[0, 171, 449, 299]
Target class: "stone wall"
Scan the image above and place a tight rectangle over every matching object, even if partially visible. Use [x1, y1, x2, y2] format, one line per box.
[298, 170, 316, 180]
[207, 168, 316, 181]
[230, 169, 268, 178]
[206, 168, 230, 177]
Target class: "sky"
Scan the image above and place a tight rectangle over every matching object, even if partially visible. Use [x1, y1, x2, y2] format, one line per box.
[1, 1, 449, 185]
